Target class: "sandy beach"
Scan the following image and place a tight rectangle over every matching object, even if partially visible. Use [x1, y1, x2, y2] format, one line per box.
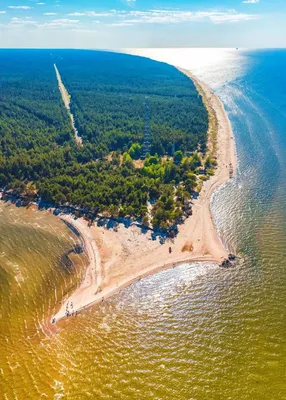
[52, 69, 236, 323]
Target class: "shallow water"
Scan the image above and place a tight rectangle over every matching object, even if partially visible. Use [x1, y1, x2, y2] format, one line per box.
[1, 49, 286, 399]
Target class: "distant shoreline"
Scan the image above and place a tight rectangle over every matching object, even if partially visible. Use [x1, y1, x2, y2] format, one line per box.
[51, 68, 237, 324]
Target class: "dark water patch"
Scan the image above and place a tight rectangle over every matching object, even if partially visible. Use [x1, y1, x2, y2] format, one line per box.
[60, 244, 85, 272]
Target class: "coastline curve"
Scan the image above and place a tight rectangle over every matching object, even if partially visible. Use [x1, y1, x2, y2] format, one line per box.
[51, 68, 237, 324]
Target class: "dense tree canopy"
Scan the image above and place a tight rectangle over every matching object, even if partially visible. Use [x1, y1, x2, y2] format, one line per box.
[0, 49, 211, 229]
[56, 50, 208, 156]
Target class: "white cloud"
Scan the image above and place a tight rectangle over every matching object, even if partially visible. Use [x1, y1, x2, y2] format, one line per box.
[9, 17, 38, 26]
[67, 12, 86, 17]
[8, 5, 32, 9]
[65, 9, 257, 25]
[5, 16, 81, 30]
[0, 11, 7, 14]
[1, 7, 258, 34]
[40, 18, 80, 28]
[205, 12, 256, 23]
[37, 2, 46, 5]
[242, 0, 259, 3]
[110, 10, 257, 25]
[67, 11, 116, 17]
[110, 22, 133, 27]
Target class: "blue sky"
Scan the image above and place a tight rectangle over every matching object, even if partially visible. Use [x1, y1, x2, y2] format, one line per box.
[0, 0, 285, 48]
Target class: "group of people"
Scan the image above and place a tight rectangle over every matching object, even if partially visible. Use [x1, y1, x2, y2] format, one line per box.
[65, 301, 77, 317]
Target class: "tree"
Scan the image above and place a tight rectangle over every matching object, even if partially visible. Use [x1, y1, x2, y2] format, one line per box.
[205, 156, 210, 169]
[185, 173, 197, 193]
[122, 152, 134, 168]
[142, 215, 149, 226]
[25, 182, 37, 198]
[0, 49, 208, 226]
[174, 150, 183, 164]
[192, 152, 202, 167]
[128, 143, 142, 159]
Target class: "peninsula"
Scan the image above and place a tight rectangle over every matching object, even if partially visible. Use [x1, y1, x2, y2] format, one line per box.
[0, 50, 236, 323]
[52, 66, 236, 322]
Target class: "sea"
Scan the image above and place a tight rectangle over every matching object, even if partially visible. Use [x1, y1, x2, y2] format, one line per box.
[0, 49, 285, 399]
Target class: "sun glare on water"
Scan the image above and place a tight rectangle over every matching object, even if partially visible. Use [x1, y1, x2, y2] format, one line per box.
[123, 48, 248, 88]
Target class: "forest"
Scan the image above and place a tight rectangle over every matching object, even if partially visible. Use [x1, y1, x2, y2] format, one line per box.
[0, 50, 213, 229]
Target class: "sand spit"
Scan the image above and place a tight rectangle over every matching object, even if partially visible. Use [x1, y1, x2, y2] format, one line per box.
[52, 69, 236, 323]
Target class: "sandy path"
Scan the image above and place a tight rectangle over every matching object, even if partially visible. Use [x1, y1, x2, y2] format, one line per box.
[51, 69, 236, 324]
[54, 64, 83, 147]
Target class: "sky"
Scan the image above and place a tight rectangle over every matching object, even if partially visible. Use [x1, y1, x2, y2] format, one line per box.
[0, 0, 285, 48]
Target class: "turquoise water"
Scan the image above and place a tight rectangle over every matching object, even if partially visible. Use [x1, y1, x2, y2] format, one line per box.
[0, 49, 286, 399]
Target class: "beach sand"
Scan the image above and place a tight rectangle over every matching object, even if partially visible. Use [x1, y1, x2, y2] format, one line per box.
[52, 69, 236, 323]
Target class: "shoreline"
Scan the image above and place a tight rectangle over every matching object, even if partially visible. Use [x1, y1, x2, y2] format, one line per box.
[51, 69, 237, 324]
